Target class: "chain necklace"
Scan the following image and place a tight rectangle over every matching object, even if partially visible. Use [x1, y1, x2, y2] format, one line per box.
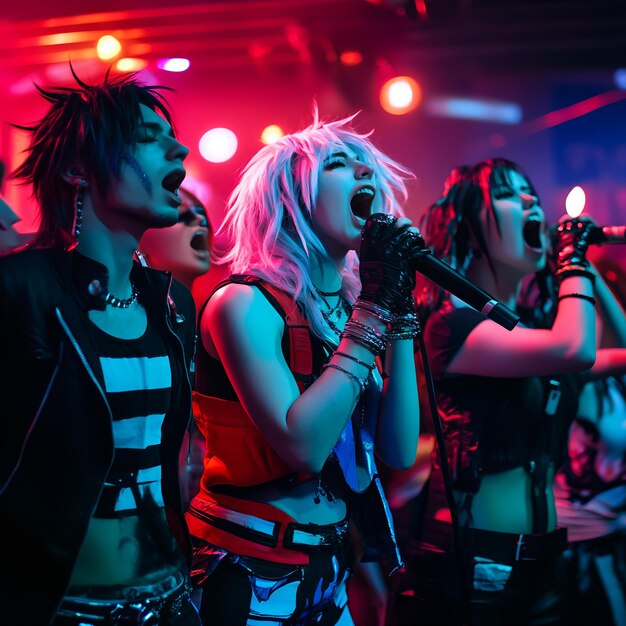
[321, 310, 342, 336]
[315, 286, 352, 338]
[318, 293, 341, 316]
[315, 286, 343, 315]
[105, 283, 139, 309]
[315, 286, 341, 297]
[319, 297, 351, 337]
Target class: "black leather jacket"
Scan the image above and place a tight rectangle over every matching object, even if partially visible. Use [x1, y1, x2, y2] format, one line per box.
[0, 247, 196, 625]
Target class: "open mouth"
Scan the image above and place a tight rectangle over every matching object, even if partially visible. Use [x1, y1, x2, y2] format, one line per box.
[190, 230, 209, 252]
[350, 186, 375, 220]
[162, 169, 186, 195]
[522, 218, 543, 250]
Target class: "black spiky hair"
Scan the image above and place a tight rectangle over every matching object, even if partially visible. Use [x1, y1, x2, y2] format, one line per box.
[12, 65, 175, 248]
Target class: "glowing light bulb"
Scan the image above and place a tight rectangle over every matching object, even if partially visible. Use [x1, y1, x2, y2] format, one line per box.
[97, 35, 122, 61]
[157, 58, 190, 72]
[565, 186, 585, 218]
[115, 58, 147, 72]
[260, 125, 284, 145]
[199, 128, 238, 163]
[379, 76, 422, 115]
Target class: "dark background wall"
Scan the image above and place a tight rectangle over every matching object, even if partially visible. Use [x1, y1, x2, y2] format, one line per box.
[2, 0, 625, 238]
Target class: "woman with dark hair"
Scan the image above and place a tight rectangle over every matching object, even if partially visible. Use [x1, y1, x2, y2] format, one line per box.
[139, 187, 213, 291]
[387, 158, 611, 626]
[138, 186, 214, 517]
[185, 112, 422, 624]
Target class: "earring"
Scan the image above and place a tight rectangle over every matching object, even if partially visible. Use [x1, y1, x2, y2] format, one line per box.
[72, 180, 87, 241]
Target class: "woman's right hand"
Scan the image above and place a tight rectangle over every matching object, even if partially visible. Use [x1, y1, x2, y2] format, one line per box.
[551, 217, 595, 271]
[358, 213, 426, 315]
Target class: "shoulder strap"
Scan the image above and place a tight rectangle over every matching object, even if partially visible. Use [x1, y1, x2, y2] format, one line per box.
[200, 275, 314, 391]
[252, 281, 313, 390]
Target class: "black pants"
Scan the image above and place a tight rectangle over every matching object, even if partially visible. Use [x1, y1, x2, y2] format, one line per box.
[563, 532, 626, 626]
[386, 544, 568, 626]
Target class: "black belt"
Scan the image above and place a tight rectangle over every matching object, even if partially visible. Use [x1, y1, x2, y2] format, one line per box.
[465, 526, 568, 563]
[187, 499, 350, 555]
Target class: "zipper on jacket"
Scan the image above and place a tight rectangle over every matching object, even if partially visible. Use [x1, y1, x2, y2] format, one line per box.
[164, 281, 195, 470]
[53, 307, 118, 613]
[55, 308, 114, 423]
[55, 308, 116, 516]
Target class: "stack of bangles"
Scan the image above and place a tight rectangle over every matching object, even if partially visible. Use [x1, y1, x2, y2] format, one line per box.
[340, 299, 422, 355]
[322, 300, 421, 394]
[386, 311, 421, 342]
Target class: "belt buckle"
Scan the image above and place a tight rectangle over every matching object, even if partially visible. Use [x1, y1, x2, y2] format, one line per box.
[284, 520, 348, 553]
[514, 534, 539, 561]
[110, 601, 160, 626]
[284, 523, 327, 552]
[515, 534, 526, 561]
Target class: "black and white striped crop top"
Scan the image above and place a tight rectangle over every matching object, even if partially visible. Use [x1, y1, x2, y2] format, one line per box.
[90, 320, 172, 518]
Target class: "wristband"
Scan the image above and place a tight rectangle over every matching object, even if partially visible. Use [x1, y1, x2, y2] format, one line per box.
[556, 265, 595, 285]
[558, 293, 596, 306]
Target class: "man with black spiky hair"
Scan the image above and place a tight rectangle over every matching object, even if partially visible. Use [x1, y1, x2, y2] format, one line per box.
[0, 68, 201, 625]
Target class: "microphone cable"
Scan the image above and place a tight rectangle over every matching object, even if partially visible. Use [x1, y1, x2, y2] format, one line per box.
[415, 330, 473, 626]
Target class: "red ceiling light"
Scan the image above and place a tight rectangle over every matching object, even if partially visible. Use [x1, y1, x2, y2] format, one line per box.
[340, 50, 363, 66]
[379, 76, 422, 115]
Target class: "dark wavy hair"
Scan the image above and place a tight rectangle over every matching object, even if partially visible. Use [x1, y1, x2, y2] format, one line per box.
[416, 158, 548, 322]
[12, 66, 175, 248]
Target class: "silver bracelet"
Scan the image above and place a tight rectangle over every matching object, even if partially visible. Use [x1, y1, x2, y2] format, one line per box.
[352, 299, 395, 325]
[322, 362, 368, 394]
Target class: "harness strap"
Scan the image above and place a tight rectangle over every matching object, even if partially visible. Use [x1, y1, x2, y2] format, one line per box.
[204, 275, 316, 392]
[528, 378, 562, 533]
[251, 280, 314, 393]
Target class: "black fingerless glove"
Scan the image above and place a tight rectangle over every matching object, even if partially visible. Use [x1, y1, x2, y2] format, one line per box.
[358, 213, 425, 315]
[550, 217, 596, 284]
[551, 217, 594, 276]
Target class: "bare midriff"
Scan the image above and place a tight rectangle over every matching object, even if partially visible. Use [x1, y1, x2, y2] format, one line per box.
[456, 466, 557, 534]
[68, 511, 185, 588]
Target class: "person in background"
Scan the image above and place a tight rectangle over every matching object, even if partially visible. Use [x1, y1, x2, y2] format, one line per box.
[554, 244, 626, 626]
[0, 158, 32, 254]
[0, 70, 200, 625]
[138, 186, 214, 514]
[388, 158, 605, 626]
[187, 112, 422, 624]
[138, 186, 213, 291]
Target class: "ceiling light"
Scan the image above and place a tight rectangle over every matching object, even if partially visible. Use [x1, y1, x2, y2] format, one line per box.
[260, 125, 284, 145]
[115, 58, 148, 72]
[157, 58, 190, 73]
[380, 76, 422, 115]
[199, 128, 238, 163]
[97, 35, 122, 61]
[426, 97, 522, 124]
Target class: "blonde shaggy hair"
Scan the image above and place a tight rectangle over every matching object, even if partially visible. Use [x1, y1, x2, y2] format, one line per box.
[215, 111, 413, 343]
